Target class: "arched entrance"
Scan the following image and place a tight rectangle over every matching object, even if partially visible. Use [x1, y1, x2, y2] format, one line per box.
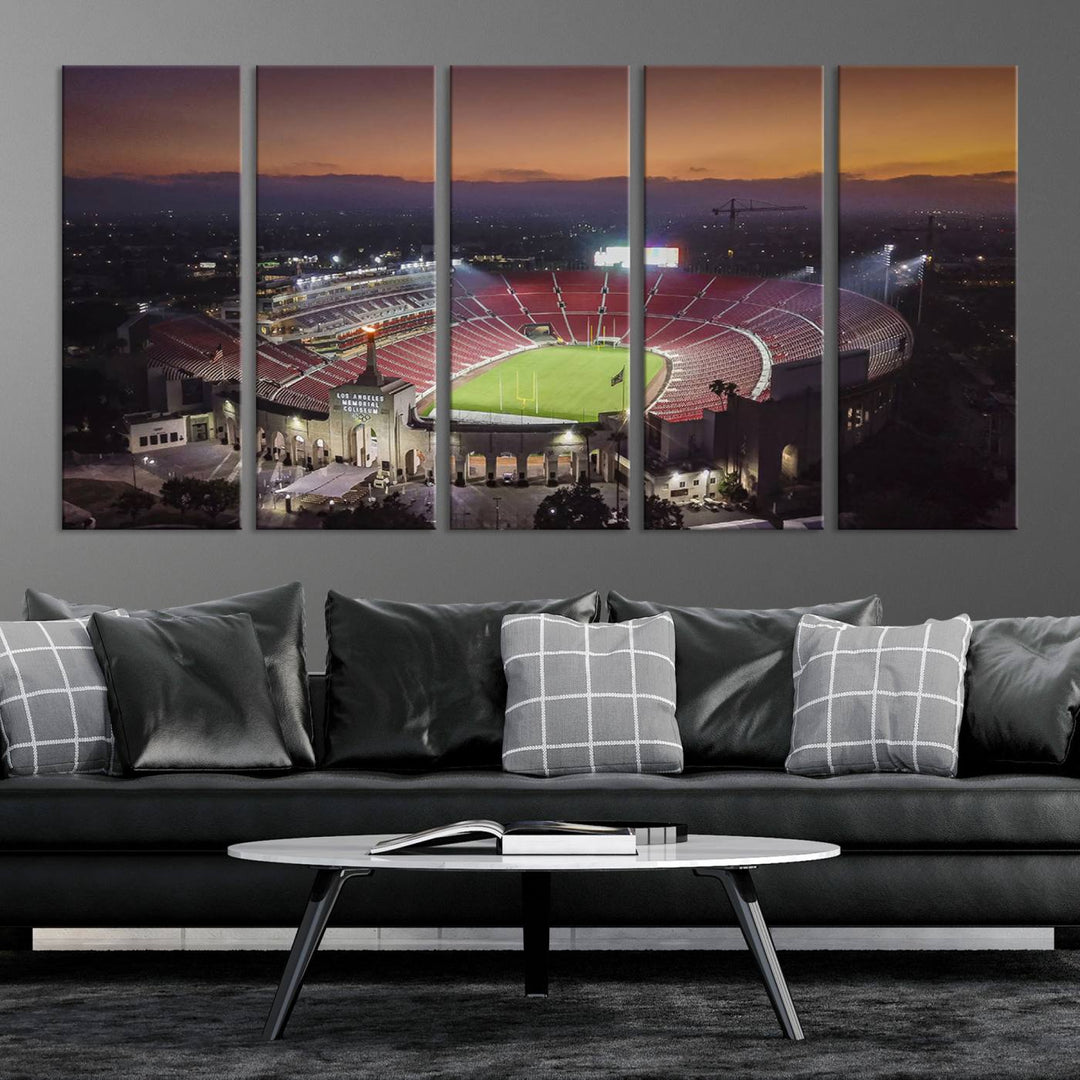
[466, 452, 485, 480]
[781, 443, 799, 482]
[314, 438, 328, 466]
[496, 453, 516, 480]
[273, 431, 286, 460]
[404, 448, 424, 476]
[292, 434, 306, 467]
[350, 424, 379, 468]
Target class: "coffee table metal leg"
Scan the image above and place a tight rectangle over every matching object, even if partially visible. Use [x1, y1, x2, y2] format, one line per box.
[263, 868, 368, 1042]
[522, 871, 551, 997]
[694, 868, 804, 1041]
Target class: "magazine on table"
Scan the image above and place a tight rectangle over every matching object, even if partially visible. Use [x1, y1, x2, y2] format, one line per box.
[370, 820, 687, 856]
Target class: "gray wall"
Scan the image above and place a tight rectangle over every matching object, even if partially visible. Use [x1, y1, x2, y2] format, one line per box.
[1, 0, 1076, 658]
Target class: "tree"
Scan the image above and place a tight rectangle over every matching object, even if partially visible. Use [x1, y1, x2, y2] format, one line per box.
[159, 476, 202, 519]
[322, 492, 434, 530]
[709, 379, 739, 407]
[62, 366, 128, 452]
[606, 426, 627, 515]
[111, 488, 156, 522]
[199, 478, 240, 522]
[716, 471, 748, 503]
[644, 495, 685, 530]
[534, 484, 613, 530]
[577, 423, 600, 482]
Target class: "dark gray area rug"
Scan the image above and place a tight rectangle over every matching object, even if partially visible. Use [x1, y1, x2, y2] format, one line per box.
[0, 949, 1075, 1079]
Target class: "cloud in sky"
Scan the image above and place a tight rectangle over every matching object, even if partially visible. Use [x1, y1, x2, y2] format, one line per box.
[469, 167, 563, 183]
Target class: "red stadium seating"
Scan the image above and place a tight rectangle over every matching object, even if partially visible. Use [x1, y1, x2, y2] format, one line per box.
[147, 269, 910, 423]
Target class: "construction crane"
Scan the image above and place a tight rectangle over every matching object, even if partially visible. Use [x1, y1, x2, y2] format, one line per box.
[711, 197, 807, 221]
[707, 197, 810, 276]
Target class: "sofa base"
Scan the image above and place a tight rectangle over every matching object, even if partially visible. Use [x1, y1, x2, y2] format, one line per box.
[0, 926, 31, 951]
[22, 925, 1059, 951]
[6, 851, 1080, 929]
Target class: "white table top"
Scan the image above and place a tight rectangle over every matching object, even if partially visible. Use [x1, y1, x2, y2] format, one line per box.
[228, 834, 840, 873]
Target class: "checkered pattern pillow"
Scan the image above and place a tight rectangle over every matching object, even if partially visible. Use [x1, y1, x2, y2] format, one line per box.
[501, 612, 682, 777]
[0, 618, 121, 777]
[786, 613, 973, 778]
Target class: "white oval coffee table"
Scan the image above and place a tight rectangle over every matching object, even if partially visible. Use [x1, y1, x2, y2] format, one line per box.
[229, 833, 840, 1043]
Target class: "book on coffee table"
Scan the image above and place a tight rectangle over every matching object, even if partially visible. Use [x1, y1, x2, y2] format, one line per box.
[370, 820, 638, 856]
[584, 821, 688, 846]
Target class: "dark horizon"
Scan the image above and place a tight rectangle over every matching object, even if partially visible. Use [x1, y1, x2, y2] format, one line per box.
[65, 170, 1015, 218]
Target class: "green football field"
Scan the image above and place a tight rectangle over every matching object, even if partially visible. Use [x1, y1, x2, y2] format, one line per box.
[430, 345, 666, 422]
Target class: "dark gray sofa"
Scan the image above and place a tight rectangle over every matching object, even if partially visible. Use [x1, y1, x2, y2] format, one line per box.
[4, 675, 1080, 935]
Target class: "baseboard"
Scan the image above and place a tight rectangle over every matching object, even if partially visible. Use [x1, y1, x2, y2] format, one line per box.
[31, 925, 1055, 952]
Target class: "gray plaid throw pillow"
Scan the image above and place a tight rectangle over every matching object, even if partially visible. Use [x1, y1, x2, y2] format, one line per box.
[786, 613, 972, 778]
[0, 618, 120, 776]
[501, 612, 682, 777]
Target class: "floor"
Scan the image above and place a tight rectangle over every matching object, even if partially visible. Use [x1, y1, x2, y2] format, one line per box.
[1, 948, 1076, 1079]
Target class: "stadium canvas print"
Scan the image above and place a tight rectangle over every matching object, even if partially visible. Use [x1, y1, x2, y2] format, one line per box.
[643, 67, 823, 529]
[838, 67, 1017, 529]
[256, 67, 435, 529]
[62, 67, 240, 529]
[449, 66, 629, 530]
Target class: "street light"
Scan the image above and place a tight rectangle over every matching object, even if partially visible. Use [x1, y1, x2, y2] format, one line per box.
[131, 454, 154, 490]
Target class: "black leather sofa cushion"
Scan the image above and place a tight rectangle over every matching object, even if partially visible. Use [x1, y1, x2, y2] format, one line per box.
[607, 593, 883, 768]
[24, 583, 315, 769]
[89, 612, 291, 774]
[961, 616, 1080, 771]
[3, 770, 1079, 851]
[323, 590, 601, 771]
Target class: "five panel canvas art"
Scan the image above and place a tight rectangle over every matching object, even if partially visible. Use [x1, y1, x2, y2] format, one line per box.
[60, 66, 1017, 531]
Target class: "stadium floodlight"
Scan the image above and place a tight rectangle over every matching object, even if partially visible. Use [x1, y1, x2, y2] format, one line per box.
[882, 244, 896, 304]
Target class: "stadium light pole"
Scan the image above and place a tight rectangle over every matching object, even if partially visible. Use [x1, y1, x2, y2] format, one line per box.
[882, 244, 895, 304]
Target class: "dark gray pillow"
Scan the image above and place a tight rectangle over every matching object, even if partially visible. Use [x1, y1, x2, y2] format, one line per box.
[607, 593, 883, 767]
[323, 591, 601, 770]
[0, 618, 120, 776]
[89, 611, 291, 774]
[961, 616, 1080, 771]
[25, 583, 314, 768]
[786, 613, 972, 778]
[501, 612, 682, 777]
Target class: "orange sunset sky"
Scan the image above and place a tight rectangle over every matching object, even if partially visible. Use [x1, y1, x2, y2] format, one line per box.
[64, 66, 1015, 187]
[647, 67, 822, 181]
[258, 67, 434, 180]
[841, 67, 1016, 179]
[452, 67, 627, 182]
[64, 67, 239, 178]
